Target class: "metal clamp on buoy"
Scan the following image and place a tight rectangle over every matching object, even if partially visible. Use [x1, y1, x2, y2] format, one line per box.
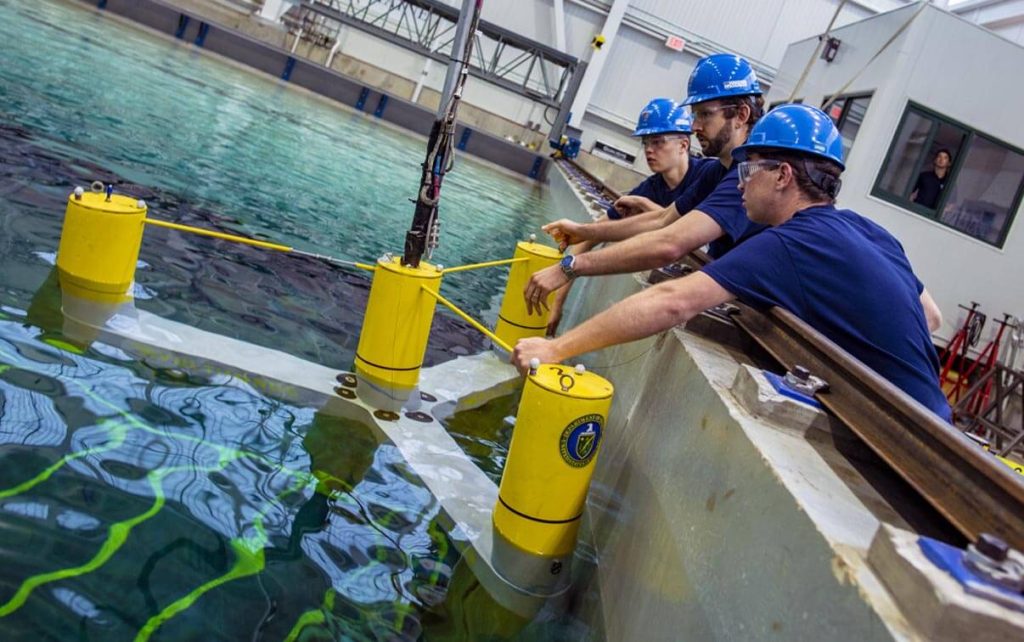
[493, 362, 614, 558]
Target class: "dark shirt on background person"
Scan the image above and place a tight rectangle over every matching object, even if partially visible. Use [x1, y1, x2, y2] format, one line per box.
[911, 149, 953, 209]
[606, 157, 716, 220]
[912, 170, 948, 208]
[672, 161, 767, 258]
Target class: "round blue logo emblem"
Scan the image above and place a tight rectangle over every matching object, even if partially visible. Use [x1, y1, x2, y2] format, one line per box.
[559, 414, 603, 468]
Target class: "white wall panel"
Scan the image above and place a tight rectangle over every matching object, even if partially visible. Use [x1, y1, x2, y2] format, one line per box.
[954, 0, 1024, 46]
[587, 27, 693, 120]
[629, 0, 880, 67]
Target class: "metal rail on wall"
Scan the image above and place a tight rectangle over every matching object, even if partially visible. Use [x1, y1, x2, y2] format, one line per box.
[561, 158, 1024, 550]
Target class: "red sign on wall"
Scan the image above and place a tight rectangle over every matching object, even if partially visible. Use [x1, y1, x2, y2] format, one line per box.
[665, 35, 686, 52]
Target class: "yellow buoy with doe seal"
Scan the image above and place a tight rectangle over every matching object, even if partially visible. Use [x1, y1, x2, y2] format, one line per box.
[355, 254, 442, 398]
[56, 183, 147, 302]
[494, 361, 614, 557]
[494, 239, 562, 348]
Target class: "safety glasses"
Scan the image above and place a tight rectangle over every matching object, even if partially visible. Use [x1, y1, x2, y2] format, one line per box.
[737, 159, 782, 184]
[691, 105, 730, 123]
[641, 135, 684, 149]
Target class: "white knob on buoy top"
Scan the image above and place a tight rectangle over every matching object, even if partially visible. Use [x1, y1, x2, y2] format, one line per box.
[73, 186, 84, 200]
[575, 364, 586, 374]
[137, 199, 146, 209]
[529, 233, 537, 242]
[529, 358, 540, 375]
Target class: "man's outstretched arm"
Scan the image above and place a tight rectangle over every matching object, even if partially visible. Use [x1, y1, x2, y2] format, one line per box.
[545, 203, 682, 249]
[514, 272, 734, 371]
[524, 211, 724, 314]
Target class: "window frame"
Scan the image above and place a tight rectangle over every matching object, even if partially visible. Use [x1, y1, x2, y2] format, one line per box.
[872, 101, 1024, 248]
[823, 91, 873, 160]
[824, 91, 872, 133]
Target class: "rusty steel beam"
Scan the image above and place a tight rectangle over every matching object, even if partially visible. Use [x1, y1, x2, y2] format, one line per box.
[726, 301, 1024, 550]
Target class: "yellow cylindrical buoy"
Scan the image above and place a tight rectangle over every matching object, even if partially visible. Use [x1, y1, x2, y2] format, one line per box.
[354, 255, 442, 397]
[56, 188, 146, 301]
[494, 241, 562, 347]
[494, 364, 614, 556]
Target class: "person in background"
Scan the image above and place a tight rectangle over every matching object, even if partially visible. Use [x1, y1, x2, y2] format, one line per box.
[547, 98, 713, 332]
[605, 99, 713, 220]
[513, 104, 950, 422]
[526, 53, 767, 318]
[911, 148, 953, 209]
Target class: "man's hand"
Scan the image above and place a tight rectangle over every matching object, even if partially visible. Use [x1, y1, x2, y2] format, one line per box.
[511, 337, 563, 375]
[613, 195, 659, 218]
[524, 264, 569, 315]
[542, 219, 588, 251]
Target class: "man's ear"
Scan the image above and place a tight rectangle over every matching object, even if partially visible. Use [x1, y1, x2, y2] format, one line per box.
[777, 162, 795, 189]
[736, 101, 752, 125]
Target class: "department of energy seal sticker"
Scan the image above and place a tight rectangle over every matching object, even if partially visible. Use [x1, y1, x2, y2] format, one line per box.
[560, 414, 603, 468]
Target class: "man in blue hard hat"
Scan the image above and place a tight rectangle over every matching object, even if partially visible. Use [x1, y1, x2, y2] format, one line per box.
[547, 98, 714, 332]
[513, 103, 951, 422]
[605, 99, 713, 220]
[524, 53, 768, 315]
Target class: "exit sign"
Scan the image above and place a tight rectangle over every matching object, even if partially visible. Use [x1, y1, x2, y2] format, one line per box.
[665, 35, 686, 51]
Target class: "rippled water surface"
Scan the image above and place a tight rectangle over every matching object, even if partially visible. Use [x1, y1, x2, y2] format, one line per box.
[0, 0, 557, 369]
[0, 0, 559, 638]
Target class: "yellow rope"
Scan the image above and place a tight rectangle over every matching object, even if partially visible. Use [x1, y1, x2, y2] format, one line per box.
[421, 287, 512, 352]
[144, 218, 376, 271]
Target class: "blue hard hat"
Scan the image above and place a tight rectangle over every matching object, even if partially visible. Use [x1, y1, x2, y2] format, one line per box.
[682, 54, 762, 106]
[632, 98, 692, 136]
[732, 103, 845, 169]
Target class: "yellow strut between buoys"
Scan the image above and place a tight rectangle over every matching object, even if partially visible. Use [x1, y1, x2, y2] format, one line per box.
[494, 241, 562, 348]
[354, 256, 442, 395]
[56, 191, 147, 301]
[441, 256, 527, 274]
[494, 364, 614, 556]
[421, 287, 512, 353]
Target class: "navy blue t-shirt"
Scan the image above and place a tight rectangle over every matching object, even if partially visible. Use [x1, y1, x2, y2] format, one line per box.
[607, 157, 715, 220]
[702, 205, 950, 421]
[672, 162, 767, 258]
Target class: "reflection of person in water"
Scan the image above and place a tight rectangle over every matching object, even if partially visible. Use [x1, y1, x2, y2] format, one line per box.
[911, 148, 953, 209]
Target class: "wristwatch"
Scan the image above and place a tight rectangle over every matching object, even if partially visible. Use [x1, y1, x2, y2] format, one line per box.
[559, 254, 578, 280]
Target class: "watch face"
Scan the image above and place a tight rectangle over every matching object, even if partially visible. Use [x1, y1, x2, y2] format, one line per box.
[561, 255, 574, 267]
